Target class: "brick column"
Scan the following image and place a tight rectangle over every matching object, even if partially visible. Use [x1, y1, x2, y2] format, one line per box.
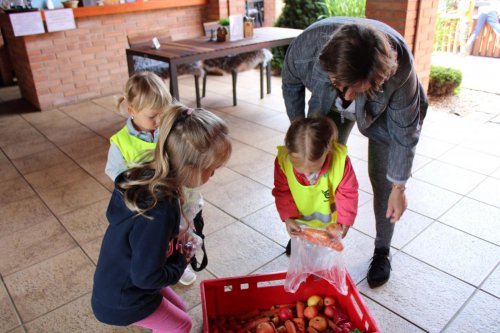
[366, 0, 439, 90]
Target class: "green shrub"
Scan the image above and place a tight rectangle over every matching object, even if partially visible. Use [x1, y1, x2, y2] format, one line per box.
[319, 0, 366, 19]
[271, 0, 366, 73]
[271, 0, 327, 72]
[428, 66, 462, 96]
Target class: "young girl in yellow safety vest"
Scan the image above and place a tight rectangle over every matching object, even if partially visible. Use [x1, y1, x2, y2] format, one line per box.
[272, 115, 359, 255]
[104, 71, 198, 286]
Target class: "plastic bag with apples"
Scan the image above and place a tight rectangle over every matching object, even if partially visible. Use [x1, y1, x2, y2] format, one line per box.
[285, 226, 347, 295]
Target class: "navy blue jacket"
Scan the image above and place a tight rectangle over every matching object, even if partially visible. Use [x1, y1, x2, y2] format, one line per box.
[91, 183, 188, 326]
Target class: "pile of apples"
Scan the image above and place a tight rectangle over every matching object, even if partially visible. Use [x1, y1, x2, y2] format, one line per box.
[208, 294, 362, 333]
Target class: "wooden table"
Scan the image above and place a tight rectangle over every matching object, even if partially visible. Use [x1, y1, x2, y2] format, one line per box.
[126, 27, 302, 105]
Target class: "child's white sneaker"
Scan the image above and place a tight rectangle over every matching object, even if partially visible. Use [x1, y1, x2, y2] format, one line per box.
[179, 266, 197, 286]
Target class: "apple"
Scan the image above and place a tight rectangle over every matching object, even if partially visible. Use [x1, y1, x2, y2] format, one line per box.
[303, 305, 319, 320]
[323, 296, 335, 307]
[256, 321, 275, 333]
[278, 307, 294, 321]
[323, 305, 335, 318]
[309, 316, 328, 332]
[307, 295, 324, 308]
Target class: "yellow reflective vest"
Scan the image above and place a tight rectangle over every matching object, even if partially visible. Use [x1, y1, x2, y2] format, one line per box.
[110, 125, 156, 166]
[277, 142, 347, 228]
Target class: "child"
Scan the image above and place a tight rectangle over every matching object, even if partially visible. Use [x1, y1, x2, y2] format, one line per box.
[272, 115, 358, 254]
[105, 71, 172, 181]
[92, 105, 232, 333]
[104, 71, 197, 285]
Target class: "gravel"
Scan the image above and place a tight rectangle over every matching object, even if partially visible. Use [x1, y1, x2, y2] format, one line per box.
[428, 88, 500, 120]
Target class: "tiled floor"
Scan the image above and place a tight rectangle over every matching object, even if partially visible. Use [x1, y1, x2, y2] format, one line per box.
[0, 64, 499, 333]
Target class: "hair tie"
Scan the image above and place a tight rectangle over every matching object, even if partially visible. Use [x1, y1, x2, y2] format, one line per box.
[185, 108, 194, 115]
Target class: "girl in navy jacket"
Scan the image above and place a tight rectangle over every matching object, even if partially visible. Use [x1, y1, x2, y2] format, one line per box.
[91, 105, 232, 333]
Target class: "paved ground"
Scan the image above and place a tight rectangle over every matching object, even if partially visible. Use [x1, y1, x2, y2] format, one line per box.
[0, 59, 499, 333]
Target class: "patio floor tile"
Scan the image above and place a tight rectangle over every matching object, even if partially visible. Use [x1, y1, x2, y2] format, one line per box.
[443, 290, 500, 333]
[354, 200, 434, 249]
[204, 222, 283, 277]
[24, 293, 146, 333]
[412, 160, 486, 195]
[0, 279, 20, 333]
[0, 218, 75, 276]
[468, 177, 500, 208]
[359, 252, 475, 332]
[439, 197, 500, 245]
[4, 248, 94, 322]
[403, 222, 500, 286]
[481, 265, 500, 298]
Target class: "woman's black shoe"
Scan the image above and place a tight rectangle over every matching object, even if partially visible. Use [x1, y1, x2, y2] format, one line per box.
[367, 247, 391, 288]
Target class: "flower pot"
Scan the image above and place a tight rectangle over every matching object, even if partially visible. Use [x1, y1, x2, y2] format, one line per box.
[216, 26, 228, 42]
[62, 0, 78, 7]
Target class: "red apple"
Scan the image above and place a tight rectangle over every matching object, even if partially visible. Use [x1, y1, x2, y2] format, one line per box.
[323, 296, 336, 307]
[323, 305, 335, 318]
[278, 307, 294, 321]
[307, 295, 324, 308]
[303, 305, 319, 320]
[309, 316, 328, 332]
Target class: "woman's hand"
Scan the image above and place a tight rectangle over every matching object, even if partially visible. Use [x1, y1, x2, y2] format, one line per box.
[285, 218, 301, 236]
[386, 185, 408, 223]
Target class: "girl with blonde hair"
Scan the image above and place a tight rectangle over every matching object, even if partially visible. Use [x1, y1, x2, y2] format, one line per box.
[93, 105, 232, 333]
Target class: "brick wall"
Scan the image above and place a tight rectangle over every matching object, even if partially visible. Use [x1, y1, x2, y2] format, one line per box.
[366, 0, 439, 90]
[3, 1, 277, 110]
[4, 6, 205, 110]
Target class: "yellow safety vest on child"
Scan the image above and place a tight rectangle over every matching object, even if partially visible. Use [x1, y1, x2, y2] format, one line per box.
[110, 126, 156, 166]
[277, 142, 347, 228]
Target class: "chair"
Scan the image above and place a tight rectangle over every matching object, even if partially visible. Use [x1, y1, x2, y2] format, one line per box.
[246, 0, 264, 27]
[127, 30, 204, 107]
[202, 49, 272, 106]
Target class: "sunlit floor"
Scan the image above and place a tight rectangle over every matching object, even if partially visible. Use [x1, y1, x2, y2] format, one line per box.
[0, 67, 499, 333]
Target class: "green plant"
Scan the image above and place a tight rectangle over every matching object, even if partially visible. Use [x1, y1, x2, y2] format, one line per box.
[271, 0, 327, 73]
[271, 0, 366, 73]
[318, 0, 366, 19]
[218, 17, 230, 26]
[428, 65, 462, 96]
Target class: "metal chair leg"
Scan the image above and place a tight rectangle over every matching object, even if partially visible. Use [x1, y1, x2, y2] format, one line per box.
[202, 72, 207, 98]
[266, 62, 271, 94]
[231, 70, 237, 106]
[194, 75, 201, 108]
[259, 63, 264, 99]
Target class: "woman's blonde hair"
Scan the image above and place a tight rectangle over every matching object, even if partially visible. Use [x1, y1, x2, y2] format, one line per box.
[118, 104, 232, 216]
[117, 71, 173, 115]
[285, 114, 338, 162]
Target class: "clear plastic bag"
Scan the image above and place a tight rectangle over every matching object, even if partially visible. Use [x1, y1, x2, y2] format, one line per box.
[177, 228, 203, 262]
[285, 227, 348, 295]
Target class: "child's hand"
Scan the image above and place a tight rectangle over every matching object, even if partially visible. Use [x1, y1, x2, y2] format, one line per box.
[327, 223, 349, 238]
[285, 218, 301, 236]
[340, 224, 350, 238]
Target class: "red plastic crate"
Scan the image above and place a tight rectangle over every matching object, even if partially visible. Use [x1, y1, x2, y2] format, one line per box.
[201, 271, 380, 333]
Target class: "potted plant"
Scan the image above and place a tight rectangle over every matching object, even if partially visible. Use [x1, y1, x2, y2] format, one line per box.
[216, 17, 230, 42]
